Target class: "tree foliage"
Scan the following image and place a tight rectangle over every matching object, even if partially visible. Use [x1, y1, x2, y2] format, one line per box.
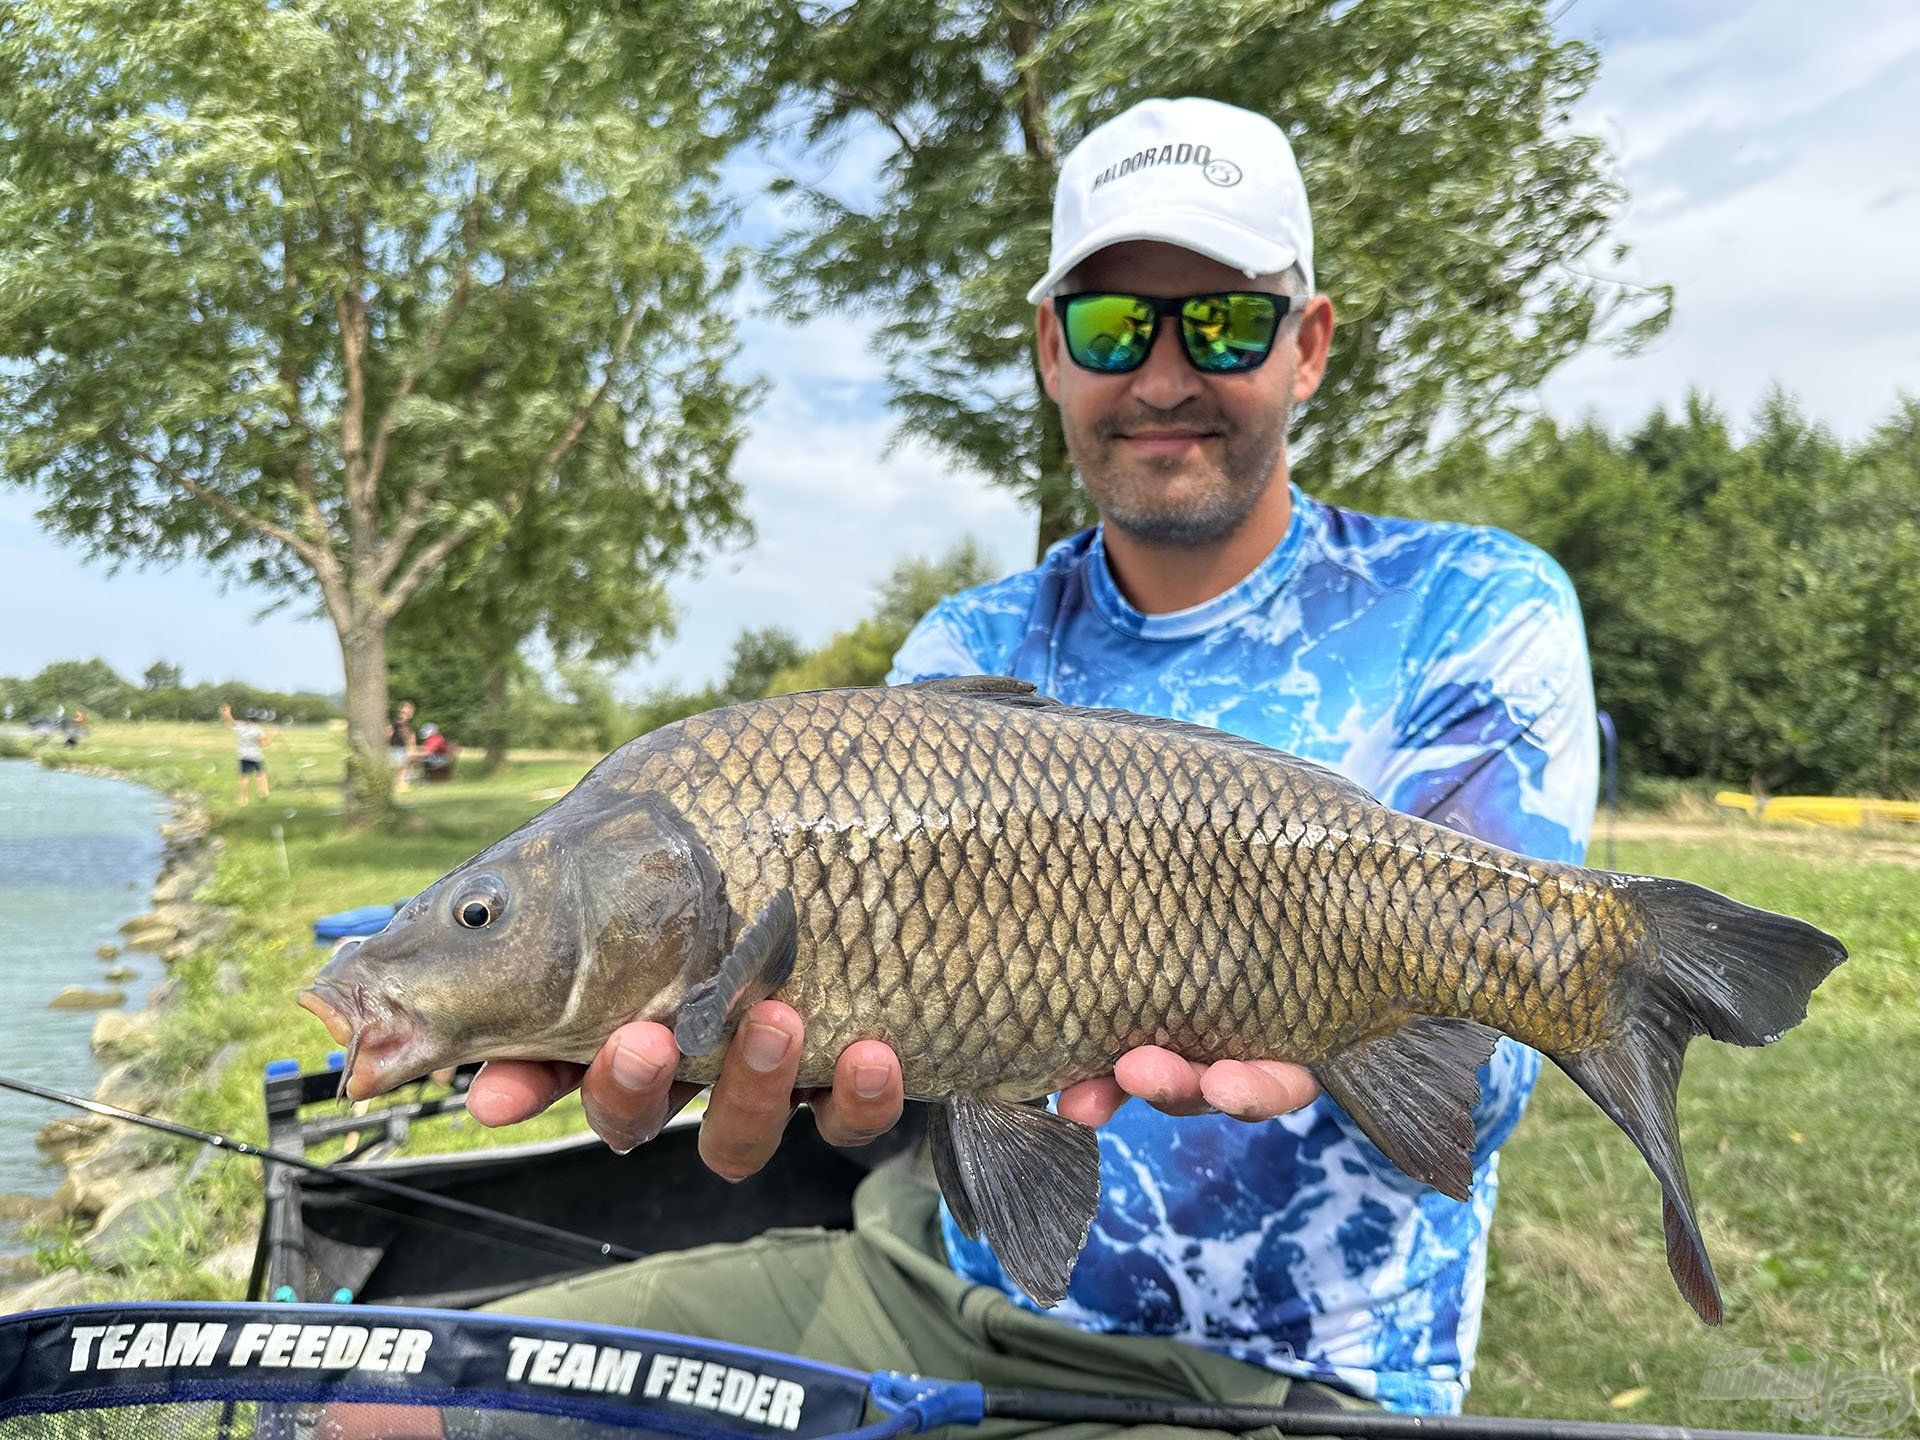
[0, 658, 337, 724]
[732, 0, 1667, 551]
[766, 541, 999, 693]
[1408, 390, 1920, 797]
[0, 0, 751, 822]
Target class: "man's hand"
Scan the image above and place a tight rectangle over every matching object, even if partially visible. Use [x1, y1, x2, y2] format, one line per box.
[473, 1012, 1319, 1180]
[466, 1001, 906, 1182]
[1057, 1048, 1321, 1127]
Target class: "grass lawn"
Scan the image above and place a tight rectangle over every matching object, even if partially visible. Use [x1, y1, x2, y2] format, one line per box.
[34, 722, 1920, 1434]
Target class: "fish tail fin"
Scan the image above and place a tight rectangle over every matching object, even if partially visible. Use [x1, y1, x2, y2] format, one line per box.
[1557, 877, 1845, 1325]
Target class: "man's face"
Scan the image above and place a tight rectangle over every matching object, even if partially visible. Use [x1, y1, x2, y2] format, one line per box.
[1036, 241, 1333, 548]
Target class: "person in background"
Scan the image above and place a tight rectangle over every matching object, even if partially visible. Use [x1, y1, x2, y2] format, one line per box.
[388, 701, 418, 794]
[418, 723, 456, 782]
[220, 703, 276, 806]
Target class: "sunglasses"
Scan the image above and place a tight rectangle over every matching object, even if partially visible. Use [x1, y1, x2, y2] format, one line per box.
[1053, 291, 1310, 376]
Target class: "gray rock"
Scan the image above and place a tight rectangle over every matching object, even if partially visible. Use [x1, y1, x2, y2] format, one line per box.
[96, 942, 120, 961]
[65, 1134, 154, 1192]
[103, 965, 136, 982]
[59, 1160, 173, 1228]
[49, 986, 125, 1011]
[0, 1268, 102, 1315]
[200, 1241, 256, 1290]
[35, 1116, 109, 1157]
[0, 1193, 57, 1226]
[85, 1171, 181, 1270]
[93, 1061, 159, 1113]
[91, 1010, 154, 1054]
[214, 961, 245, 995]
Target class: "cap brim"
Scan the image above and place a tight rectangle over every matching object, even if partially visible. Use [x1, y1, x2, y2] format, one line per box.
[1025, 212, 1304, 305]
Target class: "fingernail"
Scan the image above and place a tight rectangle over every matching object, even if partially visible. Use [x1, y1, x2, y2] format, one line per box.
[582, 1096, 647, 1155]
[742, 1021, 792, 1074]
[852, 1063, 890, 1100]
[611, 1041, 664, 1092]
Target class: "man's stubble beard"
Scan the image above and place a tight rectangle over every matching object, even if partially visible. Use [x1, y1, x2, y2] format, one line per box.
[1064, 386, 1294, 550]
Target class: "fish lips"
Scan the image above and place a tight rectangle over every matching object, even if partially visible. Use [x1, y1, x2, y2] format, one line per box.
[298, 978, 438, 1103]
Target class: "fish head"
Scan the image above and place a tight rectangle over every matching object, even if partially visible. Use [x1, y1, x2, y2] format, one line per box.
[300, 788, 725, 1100]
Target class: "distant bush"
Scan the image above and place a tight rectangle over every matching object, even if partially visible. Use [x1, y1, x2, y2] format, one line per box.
[0, 659, 339, 726]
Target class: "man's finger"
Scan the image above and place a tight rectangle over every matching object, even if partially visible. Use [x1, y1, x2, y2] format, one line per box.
[1200, 1059, 1321, 1121]
[810, 1040, 904, 1147]
[698, 1000, 805, 1182]
[1113, 1046, 1214, 1115]
[579, 1021, 693, 1153]
[1057, 1075, 1129, 1127]
[467, 1059, 584, 1127]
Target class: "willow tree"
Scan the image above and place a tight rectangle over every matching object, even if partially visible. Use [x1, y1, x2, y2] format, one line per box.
[735, 0, 1670, 551]
[0, 0, 750, 822]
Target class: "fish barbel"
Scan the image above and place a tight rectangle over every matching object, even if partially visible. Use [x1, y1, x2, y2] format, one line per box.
[301, 677, 1844, 1317]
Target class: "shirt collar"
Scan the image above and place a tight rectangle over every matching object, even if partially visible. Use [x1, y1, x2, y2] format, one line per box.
[1086, 482, 1312, 640]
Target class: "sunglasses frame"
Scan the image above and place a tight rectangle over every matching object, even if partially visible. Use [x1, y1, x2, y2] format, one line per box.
[1051, 290, 1312, 376]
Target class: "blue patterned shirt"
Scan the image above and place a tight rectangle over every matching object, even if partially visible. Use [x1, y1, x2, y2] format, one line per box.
[886, 484, 1598, 1414]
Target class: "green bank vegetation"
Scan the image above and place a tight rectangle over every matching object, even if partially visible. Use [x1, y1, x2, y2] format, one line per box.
[27, 725, 1920, 1430]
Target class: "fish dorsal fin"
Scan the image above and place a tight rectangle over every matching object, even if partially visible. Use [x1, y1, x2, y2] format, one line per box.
[908, 674, 1059, 706]
[929, 1092, 1100, 1308]
[912, 676, 1372, 801]
[674, 890, 798, 1057]
[1312, 1013, 1501, 1201]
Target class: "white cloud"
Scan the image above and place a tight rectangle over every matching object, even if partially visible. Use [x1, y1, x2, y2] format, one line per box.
[1538, 0, 1920, 439]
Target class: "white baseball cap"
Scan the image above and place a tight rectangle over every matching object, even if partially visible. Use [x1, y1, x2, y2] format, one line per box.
[1027, 97, 1315, 305]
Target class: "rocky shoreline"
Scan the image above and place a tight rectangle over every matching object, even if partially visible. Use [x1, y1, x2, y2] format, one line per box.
[0, 781, 253, 1309]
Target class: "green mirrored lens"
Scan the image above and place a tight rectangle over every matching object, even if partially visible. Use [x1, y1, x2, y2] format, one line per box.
[1065, 295, 1156, 372]
[1182, 294, 1279, 372]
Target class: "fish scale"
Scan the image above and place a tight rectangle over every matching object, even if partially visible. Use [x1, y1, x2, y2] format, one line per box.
[305, 676, 1844, 1318]
[623, 685, 1601, 1092]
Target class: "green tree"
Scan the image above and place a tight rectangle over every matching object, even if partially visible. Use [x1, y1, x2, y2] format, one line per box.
[1808, 397, 1920, 795]
[768, 541, 999, 692]
[737, 0, 1667, 552]
[142, 661, 184, 692]
[631, 625, 808, 735]
[0, 0, 750, 825]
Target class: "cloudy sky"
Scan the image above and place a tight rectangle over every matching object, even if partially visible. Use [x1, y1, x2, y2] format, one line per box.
[5, 0, 1917, 697]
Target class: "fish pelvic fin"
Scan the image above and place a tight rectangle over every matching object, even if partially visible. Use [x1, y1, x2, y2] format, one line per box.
[673, 890, 798, 1058]
[930, 1093, 1099, 1309]
[1557, 876, 1846, 1326]
[1311, 1014, 1501, 1202]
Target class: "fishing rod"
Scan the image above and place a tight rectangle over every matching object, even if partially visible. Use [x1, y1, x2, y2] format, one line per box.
[0, 1072, 642, 1267]
[973, 1385, 1856, 1440]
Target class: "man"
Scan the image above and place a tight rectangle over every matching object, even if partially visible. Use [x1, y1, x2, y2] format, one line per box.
[472, 96, 1596, 1418]
[221, 703, 276, 805]
[389, 700, 418, 794]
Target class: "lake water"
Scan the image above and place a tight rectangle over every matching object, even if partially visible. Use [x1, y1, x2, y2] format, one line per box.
[0, 760, 167, 1202]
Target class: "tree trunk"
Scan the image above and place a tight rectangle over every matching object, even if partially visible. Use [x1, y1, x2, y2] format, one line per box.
[339, 614, 395, 831]
[479, 651, 512, 777]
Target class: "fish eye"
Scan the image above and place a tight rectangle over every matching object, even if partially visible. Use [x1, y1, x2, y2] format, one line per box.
[453, 874, 508, 930]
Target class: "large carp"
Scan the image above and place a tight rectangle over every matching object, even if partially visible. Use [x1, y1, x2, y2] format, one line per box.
[302, 677, 1844, 1319]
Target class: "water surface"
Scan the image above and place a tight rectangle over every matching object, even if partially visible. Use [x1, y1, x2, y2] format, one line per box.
[0, 760, 167, 1204]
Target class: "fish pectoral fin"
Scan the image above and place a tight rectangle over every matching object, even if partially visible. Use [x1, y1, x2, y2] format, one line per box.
[673, 890, 798, 1058]
[1312, 1014, 1501, 1202]
[930, 1092, 1100, 1309]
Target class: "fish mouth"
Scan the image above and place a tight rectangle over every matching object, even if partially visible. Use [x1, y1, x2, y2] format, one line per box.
[297, 980, 437, 1102]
